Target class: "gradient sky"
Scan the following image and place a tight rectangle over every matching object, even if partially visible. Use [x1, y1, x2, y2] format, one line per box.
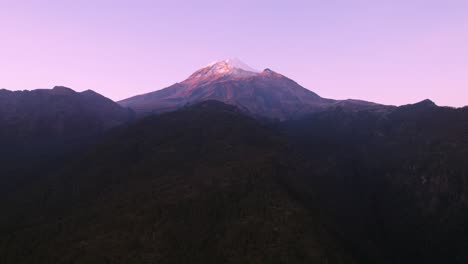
[2, 0, 468, 106]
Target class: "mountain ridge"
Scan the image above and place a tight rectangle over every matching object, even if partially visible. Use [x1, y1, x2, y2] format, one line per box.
[0, 86, 135, 193]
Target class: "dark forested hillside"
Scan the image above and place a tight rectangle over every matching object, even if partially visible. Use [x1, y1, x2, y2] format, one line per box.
[2, 98, 468, 264]
[0, 87, 134, 194]
[281, 101, 468, 263]
[1, 101, 354, 264]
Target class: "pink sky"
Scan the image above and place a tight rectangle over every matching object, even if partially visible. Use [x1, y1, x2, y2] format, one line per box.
[1, 0, 468, 106]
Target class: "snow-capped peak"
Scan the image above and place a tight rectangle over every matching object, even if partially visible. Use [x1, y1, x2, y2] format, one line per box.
[206, 58, 259, 73]
[186, 58, 260, 81]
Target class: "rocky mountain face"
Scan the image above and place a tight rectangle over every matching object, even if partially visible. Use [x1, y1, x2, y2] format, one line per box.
[119, 59, 382, 120]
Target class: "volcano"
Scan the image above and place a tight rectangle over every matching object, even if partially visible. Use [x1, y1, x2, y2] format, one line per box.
[119, 59, 379, 120]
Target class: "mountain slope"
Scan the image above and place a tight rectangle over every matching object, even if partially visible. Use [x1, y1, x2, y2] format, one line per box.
[119, 59, 380, 120]
[281, 101, 468, 263]
[3, 96, 468, 263]
[1, 101, 355, 264]
[0, 86, 133, 143]
[0, 86, 134, 193]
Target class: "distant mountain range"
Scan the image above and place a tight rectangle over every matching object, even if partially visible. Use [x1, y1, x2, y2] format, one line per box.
[119, 58, 386, 120]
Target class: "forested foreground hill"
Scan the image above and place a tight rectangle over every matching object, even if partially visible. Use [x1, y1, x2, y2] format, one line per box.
[1, 101, 354, 264]
[2, 100, 468, 264]
[281, 101, 468, 263]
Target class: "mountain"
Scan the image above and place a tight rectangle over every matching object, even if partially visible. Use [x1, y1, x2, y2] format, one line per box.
[0, 86, 134, 193]
[119, 59, 381, 120]
[281, 101, 468, 263]
[1, 101, 355, 264]
[0, 86, 133, 143]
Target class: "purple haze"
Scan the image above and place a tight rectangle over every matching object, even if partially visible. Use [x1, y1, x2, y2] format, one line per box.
[1, 0, 468, 106]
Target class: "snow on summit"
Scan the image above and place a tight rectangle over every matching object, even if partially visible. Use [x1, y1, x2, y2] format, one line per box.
[187, 58, 260, 80]
[206, 58, 259, 73]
